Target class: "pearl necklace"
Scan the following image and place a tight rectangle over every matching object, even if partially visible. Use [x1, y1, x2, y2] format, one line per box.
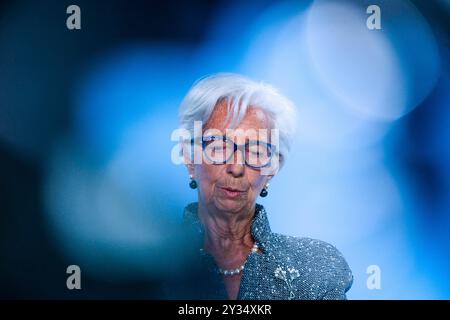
[201, 243, 259, 276]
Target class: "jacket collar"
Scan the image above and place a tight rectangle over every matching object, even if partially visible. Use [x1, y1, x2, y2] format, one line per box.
[182, 202, 272, 252]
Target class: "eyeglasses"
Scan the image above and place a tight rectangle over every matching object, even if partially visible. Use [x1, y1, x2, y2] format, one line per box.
[191, 135, 276, 169]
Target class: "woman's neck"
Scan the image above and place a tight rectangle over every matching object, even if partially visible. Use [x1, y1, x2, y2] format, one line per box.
[197, 202, 255, 257]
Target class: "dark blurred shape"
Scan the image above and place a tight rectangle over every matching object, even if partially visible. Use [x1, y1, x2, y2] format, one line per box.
[0, 0, 221, 299]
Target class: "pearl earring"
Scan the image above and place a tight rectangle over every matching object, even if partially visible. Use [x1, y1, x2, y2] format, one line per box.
[260, 183, 269, 197]
[189, 174, 197, 189]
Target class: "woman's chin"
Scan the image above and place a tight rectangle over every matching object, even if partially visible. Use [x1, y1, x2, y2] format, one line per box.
[214, 197, 248, 214]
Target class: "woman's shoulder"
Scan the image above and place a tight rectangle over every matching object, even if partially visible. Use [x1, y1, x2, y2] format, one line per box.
[265, 233, 354, 299]
[269, 234, 345, 258]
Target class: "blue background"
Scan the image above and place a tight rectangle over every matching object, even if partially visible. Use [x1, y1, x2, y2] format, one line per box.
[0, 0, 449, 299]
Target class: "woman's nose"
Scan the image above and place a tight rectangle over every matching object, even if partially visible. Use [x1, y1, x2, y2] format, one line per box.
[226, 149, 245, 177]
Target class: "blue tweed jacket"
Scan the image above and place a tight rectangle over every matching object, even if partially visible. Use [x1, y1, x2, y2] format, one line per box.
[169, 202, 353, 300]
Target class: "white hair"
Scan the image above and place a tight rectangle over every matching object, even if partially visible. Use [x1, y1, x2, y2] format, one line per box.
[179, 73, 297, 158]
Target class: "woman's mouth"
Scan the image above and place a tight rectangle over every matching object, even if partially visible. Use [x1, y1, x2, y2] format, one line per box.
[220, 187, 246, 198]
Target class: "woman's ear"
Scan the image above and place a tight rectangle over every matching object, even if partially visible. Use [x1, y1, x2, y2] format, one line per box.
[186, 163, 195, 177]
[181, 141, 191, 165]
[181, 141, 196, 177]
[278, 154, 285, 170]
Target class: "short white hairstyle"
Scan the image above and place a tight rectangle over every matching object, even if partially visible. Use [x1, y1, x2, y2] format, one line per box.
[179, 73, 298, 159]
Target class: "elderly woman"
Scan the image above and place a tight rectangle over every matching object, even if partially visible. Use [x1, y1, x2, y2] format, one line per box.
[174, 73, 353, 300]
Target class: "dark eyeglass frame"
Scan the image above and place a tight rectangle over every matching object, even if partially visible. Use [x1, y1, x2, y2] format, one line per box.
[190, 135, 276, 169]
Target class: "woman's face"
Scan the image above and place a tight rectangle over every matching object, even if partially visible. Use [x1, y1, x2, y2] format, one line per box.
[188, 102, 275, 214]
